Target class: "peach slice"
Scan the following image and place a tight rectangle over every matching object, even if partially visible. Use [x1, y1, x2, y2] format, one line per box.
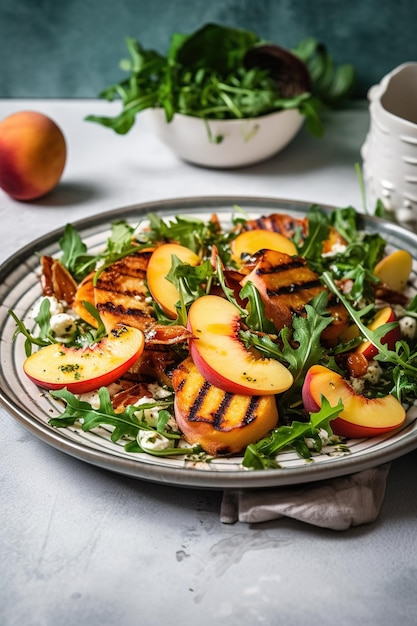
[72, 271, 98, 327]
[231, 229, 297, 265]
[239, 248, 324, 332]
[147, 243, 200, 318]
[374, 250, 412, 292]
[354, 306, 400, 360]
[302, 364, 406, 438]
[172, 356, 279, 455]
[23, 325, 144, 394]
[187, 294, 293, 395]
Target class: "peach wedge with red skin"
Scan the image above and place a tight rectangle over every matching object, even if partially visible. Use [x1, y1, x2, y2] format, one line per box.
[23, 325, 145, 394]
[147, 243, 200, 318]
[187, 294, 294, 395]
[302, 364, 406, 438]
[354, 306, 401, 360]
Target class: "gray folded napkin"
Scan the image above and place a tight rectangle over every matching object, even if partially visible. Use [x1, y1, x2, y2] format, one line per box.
[220, 463, 390, 530]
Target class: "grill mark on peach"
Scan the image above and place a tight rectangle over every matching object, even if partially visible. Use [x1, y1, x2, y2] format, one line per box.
[97, 302, 151, 319]
[266, 278, 322, 297]
[187, 381, 211, 422]
[256, 258, 305, 274]
[212, 392, 234, 429]
[96, 284, 147, 298]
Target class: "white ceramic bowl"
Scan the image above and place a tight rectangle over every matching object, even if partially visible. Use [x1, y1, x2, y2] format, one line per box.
[144, 108, 304, 168]
[361, 62, 417, 229]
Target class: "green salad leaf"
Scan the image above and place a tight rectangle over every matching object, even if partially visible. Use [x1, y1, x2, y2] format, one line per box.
[242, 397, 344, 469]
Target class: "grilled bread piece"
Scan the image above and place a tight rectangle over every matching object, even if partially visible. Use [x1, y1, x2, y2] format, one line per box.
[172, 357, 279, 456]
[94, 250, 155, 331]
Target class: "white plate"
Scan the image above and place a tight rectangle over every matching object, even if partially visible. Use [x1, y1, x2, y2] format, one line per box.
[1, 196, 417, 489]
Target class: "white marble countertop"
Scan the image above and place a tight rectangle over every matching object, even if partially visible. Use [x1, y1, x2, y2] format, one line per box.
[1, 99, 417, 626]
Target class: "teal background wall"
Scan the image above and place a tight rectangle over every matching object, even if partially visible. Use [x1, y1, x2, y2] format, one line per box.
[1, 0, 416, 99]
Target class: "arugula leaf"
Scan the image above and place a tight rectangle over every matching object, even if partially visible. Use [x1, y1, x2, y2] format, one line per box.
[8, 298, 55, 356]
[297, 205, 330, 263]
[73, 302, 107, 346]
[292, 38, 356, 106]
[165, 256, 213, 325]
[242, 396, 343, 469]
[49, 387, 203, 457]
[278, 291, 333, 412]
[283, 291, 332, 374]
[59, 224, 96, 282]
[239, 281, 276, 333]
[172, 23, 259, 73]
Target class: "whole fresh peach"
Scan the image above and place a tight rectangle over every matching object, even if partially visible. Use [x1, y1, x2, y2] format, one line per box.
[0, 111, 66, 201]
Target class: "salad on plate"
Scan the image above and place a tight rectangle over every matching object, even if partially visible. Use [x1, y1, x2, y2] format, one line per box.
[9, 202, 417, 471]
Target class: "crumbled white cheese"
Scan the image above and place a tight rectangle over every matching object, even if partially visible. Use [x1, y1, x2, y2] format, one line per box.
[147, 383, 172, 399]
[363, 360, 383, 384]
[392, 304, 406, 318]
[350, 359, 383, 392]
[350, 376, 365, 393]
[322, 243, 347, 258]
[31, 295, 64, 319]
[134, 395, 160, 422]
[77, 390, 101, 409]
[137, 430, 171, 451]
[50, 313, 77, 341]
[77, 382, 123, 408]
[134, 395, 178, 432]
[304, 428, 332, 449]
[399, 316, 417, 340]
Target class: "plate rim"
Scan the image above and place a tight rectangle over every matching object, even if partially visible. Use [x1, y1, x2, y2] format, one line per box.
[1, 194, 417, 490]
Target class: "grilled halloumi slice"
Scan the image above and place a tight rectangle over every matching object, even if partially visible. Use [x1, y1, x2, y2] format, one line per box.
[172, 357, 278, 456]
[94, 250, 155, 331]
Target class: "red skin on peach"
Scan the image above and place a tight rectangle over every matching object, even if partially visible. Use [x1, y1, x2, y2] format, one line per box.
[302, 364, 406, 438]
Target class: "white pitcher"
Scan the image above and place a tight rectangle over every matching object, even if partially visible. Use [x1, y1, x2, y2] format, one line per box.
[361, 62, 417, 229]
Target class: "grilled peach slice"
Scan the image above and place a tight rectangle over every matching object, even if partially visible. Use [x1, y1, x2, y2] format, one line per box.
[240, 249, 324, 332]
[147, 243, 200, 318]
[187, 294, 293, 395]
[354, 306, 400, 360]
[23, 325, 145, 394]
[172, 357, 279, 455]
[231, 229, 297, 265]
[72, 271, 98, 327]
[95, 251, 155, 332]
[302, 364, 406, 438]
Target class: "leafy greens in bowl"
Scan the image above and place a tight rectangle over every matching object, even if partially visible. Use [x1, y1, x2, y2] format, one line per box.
[86, 23, 356, 139]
